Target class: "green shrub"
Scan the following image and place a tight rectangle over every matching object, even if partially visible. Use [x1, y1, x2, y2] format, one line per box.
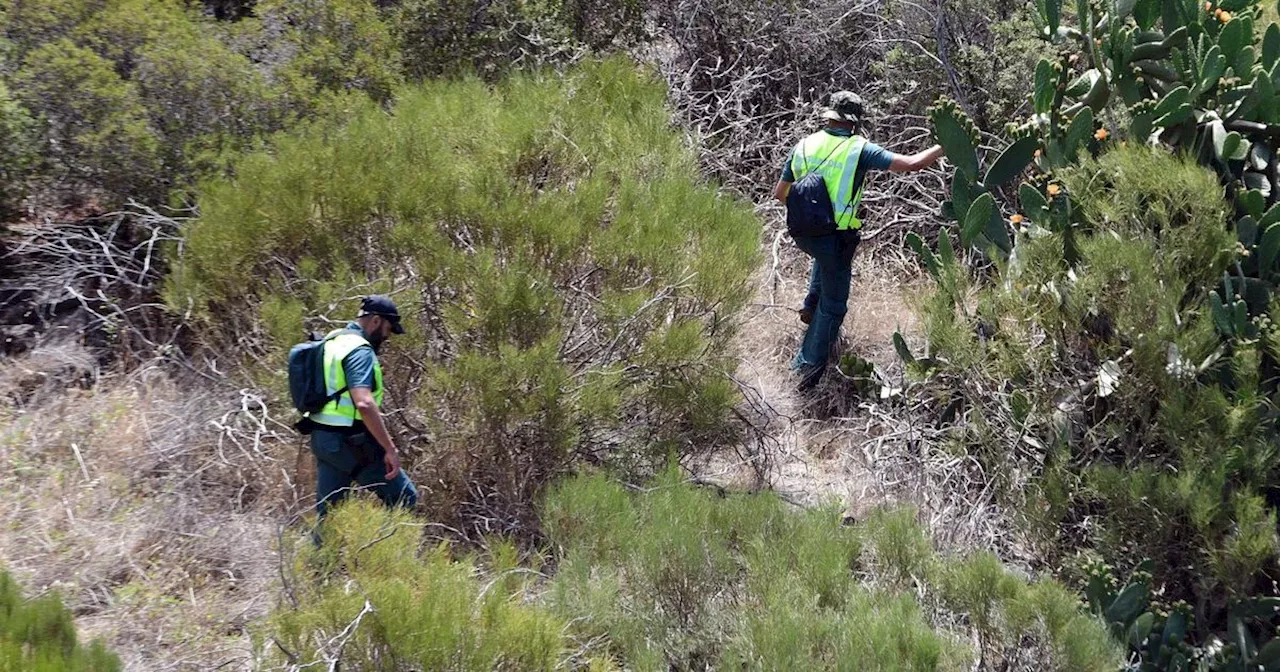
[10, 38, 160, 201]
[258, 0, 403, 108]
[271, 472, 1118, 670]
[1, 0, 289, 208]
[0, 0, 97, 61]
[913, 137, 1279, 662]
[272, 502, 567, 670]
[104, 0, 281, 176]
[1061, 147, 1233, 292]
[166, 59, 761, 526]
[0, 569, 121, 672]
[0, 80, 37, 217]
[542, 469, 1116, 670]
[393, 0, 644, 81]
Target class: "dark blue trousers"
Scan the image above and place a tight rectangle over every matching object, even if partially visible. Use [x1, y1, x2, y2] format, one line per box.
[794, 230, 860, 388]
[310, 428, 418, 520]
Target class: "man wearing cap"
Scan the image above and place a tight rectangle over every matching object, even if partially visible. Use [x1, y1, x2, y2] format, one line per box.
[774, 91, 945, 390]
[306, 295, 418, 523]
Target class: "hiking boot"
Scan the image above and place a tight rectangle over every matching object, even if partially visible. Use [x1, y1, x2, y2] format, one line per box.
[799, 308, 813, 325]
[796, 364, 825, 392]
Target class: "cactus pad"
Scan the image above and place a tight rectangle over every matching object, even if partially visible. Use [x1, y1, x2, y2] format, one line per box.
[929, 98, 981, 182]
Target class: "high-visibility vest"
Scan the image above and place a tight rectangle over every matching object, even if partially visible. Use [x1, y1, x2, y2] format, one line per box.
[789, 132, 868, 230]
[307, 331, 384, 428]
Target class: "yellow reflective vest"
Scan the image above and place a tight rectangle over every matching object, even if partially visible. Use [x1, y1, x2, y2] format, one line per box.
[306, 331, 384, 428]
[789, 132, 868, 230]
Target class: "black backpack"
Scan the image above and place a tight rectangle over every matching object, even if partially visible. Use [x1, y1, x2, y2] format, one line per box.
[287, 331, 349, 417]
[785, 137, 853, 238]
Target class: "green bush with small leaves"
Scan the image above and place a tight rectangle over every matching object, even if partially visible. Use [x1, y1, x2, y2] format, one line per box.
[0, 569, 121, 672]
[166, 59, 761, 527]
[268, 471, 1119, 670]
[10, 38, 161, 200]
[393, 0, 645, 81]
[1, 0, 289, 208]
[257, 0, 403, 108]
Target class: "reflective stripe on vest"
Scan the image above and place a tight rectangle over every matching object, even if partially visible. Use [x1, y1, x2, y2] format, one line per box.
[308, 332, 384, 428]
[789, 133, 868, 230]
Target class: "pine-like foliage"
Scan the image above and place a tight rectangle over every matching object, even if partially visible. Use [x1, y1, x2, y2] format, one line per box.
[269, 473, 1119, 670]
[0, 569, 121, 672]
[166, 58, 761, 526]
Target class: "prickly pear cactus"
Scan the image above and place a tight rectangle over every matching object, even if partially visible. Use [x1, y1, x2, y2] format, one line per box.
[837, 353, 881, 398]
[926, 98, 1038, 260]
[923, 0, 1280, 321]
[1076, 558, 1280, 671]
[928, 98, 981, 182]
[912, 2, 1280, 666]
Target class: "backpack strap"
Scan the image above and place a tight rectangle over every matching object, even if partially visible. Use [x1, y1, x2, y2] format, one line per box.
[833, 137, 868, 221]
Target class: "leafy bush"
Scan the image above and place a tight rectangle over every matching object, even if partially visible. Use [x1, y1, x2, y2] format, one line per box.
[1, 0, 287, 209]
[166, 59, 761, 528]
[0, 80, 37, 217]
[0, 568, 121, 672]
[10, 38, 161, 201]
[912, 138, 1279, 665]
[257, 0, 403, 107]
[393, 0, 645, 81]
[268, 471, 1119, 670]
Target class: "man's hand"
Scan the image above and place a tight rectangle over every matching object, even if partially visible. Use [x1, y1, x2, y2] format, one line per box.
[351, 386, 401, 480]
[383, 449, 401, 481]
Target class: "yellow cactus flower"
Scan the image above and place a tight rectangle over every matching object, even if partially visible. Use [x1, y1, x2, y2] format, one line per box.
[1047, 184, 1062, 197]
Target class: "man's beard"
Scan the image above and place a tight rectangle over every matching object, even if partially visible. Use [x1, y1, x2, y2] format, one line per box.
[366, 329, 386, 352]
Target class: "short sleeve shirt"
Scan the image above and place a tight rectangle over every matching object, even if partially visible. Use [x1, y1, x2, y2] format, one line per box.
[780, 128, 894, 199]
[339, 322, 378, 390]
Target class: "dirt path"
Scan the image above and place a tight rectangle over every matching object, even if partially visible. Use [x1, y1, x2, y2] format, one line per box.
[712, 222, 933, 520]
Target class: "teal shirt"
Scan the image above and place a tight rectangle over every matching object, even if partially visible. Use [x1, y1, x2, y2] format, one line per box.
[311, 323, 381, 463]
[335, 322, 377, 390]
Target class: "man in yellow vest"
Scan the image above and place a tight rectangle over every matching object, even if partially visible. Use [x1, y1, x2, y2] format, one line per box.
[307, 295, 417, 522]
[774, 91, 945, 390]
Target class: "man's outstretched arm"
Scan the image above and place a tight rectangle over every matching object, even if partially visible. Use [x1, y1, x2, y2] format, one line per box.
[888, 144, 945, 173]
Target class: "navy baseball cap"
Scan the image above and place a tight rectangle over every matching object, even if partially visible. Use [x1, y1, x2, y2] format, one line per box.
[359, 295, 405, 334]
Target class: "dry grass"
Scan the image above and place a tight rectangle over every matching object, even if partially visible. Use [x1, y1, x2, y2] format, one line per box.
[722, 209, 927, 513]
[716, 207, 1028, 566]
[0, 344, 303, 671]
